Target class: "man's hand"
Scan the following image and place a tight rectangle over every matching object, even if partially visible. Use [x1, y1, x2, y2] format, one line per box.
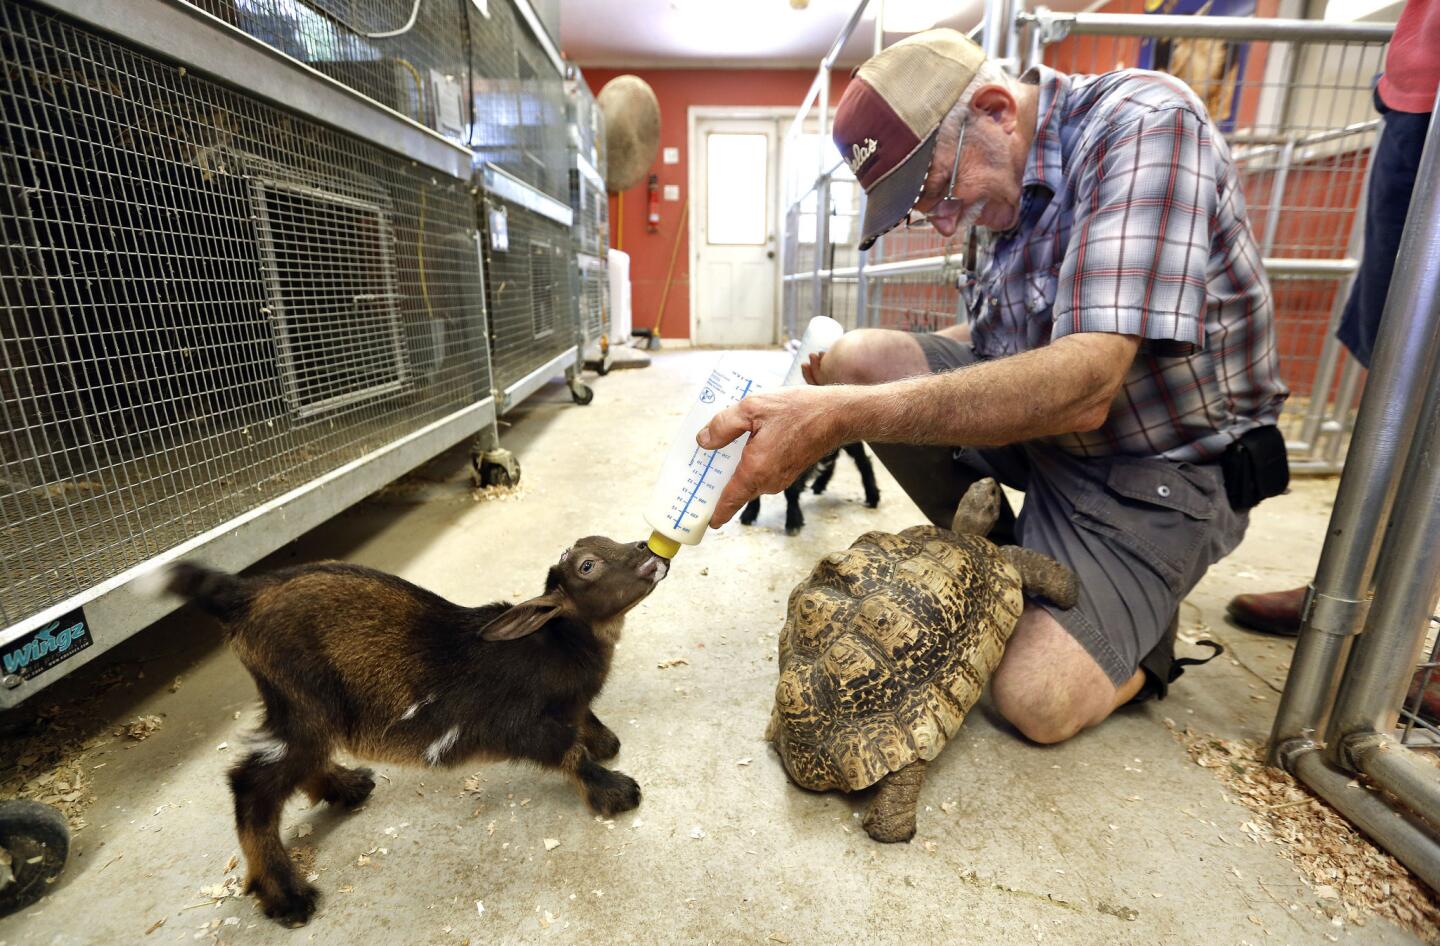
[696, 386, 851, 528]
[800, 351, 825, 387]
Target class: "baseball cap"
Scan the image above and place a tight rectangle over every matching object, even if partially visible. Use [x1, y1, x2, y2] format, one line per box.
[832, 29, 987, 250]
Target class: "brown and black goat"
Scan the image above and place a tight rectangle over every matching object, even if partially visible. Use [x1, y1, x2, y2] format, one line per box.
[144, 537, 667, 926]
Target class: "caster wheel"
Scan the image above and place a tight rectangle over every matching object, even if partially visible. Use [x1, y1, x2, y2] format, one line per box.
[596, 358, 611, 377]
[0, 800, 69, 917]
[570, 382, 594, 406]
[474, 449, 521, 488]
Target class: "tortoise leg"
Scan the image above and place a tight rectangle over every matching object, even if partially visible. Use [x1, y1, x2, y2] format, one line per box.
[862, 760, 927, 843]
[1001, 546, 1079, 610]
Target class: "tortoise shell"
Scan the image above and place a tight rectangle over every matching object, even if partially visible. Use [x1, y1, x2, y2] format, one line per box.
[768, 525, 1023, 793]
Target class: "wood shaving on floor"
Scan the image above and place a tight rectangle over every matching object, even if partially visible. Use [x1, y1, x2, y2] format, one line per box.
[0, 666, 143, 830]
[1168, 722, 1440, 942]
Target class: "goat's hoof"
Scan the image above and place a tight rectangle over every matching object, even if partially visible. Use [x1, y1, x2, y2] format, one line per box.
[785, 525, 803, 536]
[865, 497, 880, 508]
[585, 730, 621, 762]
[739, 515, 757, 526]
[331, 767, 376, 808]
[251, 874, 319, 927]
[586, 771, 642, 816]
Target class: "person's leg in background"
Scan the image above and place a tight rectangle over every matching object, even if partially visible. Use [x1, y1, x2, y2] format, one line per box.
[1227, 92, 1433, 636]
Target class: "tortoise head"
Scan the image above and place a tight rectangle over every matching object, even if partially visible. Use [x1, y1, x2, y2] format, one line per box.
[950, 478, 1000, 536]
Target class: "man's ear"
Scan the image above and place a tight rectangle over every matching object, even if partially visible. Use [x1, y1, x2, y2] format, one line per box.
[970, 84, 1017, 132]
[481, 590, 571, 641]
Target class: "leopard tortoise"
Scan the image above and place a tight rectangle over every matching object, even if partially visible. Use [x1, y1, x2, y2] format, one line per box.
[767, 478, 1078, 842]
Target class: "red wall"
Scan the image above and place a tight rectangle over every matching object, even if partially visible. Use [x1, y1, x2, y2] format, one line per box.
[582, 68, 850, 341]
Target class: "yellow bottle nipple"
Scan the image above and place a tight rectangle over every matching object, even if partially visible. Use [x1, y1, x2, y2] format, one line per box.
[647, 531, 681, 559]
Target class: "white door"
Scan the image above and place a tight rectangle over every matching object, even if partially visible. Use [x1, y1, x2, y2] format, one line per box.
[693, 119, 778, 346]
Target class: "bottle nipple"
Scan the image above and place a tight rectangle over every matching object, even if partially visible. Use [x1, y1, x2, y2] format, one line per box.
[647, 531, 681, 559]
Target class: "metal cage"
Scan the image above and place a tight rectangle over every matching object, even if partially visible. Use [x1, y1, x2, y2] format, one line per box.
[567, 70, 609, 366]
[0, 0, 497, 707]
[477, 164, 583, 411]
[468, 0, 572, 201]
[183, 0, 474, 141]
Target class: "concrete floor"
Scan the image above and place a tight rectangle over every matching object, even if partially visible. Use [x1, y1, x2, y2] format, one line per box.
[0, 350, 1426, 946]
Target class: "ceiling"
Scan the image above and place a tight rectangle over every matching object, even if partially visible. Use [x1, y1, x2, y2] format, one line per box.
[559, 0, 1091, 70]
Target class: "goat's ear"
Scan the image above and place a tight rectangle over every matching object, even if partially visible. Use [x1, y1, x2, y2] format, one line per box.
[480, 590, 569, 641]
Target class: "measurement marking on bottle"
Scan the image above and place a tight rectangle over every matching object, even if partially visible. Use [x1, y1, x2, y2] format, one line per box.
[671, 377, 753, 530]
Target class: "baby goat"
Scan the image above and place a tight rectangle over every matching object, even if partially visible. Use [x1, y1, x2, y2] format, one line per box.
[146, 537, 667, 926]
[740, 443, 881, 535]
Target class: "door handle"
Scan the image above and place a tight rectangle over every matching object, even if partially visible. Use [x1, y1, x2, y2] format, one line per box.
[767, 250, 776, 259]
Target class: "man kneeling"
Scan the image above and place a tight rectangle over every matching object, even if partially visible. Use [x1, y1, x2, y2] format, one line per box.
[698, 29, 1288, 743]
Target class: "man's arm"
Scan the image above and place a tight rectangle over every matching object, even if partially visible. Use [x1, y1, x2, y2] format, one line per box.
[698, 331, 1140, 526]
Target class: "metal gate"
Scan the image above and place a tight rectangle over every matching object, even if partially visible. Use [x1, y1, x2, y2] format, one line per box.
[1270, 91, 1440, 891]
[0, 0, 497, 708]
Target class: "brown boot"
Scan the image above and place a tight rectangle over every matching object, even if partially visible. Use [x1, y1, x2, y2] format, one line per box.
[1226, 586, 1306, 637]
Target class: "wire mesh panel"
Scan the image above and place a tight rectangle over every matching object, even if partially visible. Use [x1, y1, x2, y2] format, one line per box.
[478, 192, 577, 395]
[0, 2, 491, 629]
[468, 0, 570, 201]
[567, 75, 608, 349]
[1400, 621, 1440, 751]
[183, 0, 473, 140]
[865, 223, 977, 334]
[781, 121, 973, 339]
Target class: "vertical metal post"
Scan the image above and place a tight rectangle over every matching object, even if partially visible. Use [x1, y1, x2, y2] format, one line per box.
[1320, 357, 1365, 466]
[856, 191, 869, 332]
[982, 0, 1016, 60]
[1271, 96, 1440, 761]
[1297, 126, 1378, 457]
[1022, 4, 1046, 71]
[1325, 353, 1440, 747]
[1258, 140, 1292, 256]
[1324, 103, 1440, 746]
[813, 67, 831, 323]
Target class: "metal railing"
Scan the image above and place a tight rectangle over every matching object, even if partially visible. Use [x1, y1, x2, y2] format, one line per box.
[781, 0, 997, 342]
[1270, 92, 1440, 893]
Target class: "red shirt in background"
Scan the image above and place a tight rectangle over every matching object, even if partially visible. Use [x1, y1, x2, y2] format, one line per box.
[1378, 0, 1440, 113]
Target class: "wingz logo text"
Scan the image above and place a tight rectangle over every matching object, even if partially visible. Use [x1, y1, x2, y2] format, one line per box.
[4, 617, 89, 675]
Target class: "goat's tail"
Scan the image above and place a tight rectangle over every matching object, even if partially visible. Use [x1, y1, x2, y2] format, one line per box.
[135, 562, 255, 625]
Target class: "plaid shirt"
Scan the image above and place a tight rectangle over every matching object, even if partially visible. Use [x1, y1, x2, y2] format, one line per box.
[970, 65, 1289, 462]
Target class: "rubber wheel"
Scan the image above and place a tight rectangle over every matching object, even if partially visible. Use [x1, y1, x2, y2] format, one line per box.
[570, 383, 594, 406]
[480, 456, 521, 488]
[596, 359, 611, 376]
[0, 800, 69, 917]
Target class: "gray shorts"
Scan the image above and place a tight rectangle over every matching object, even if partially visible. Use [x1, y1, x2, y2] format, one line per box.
[870, 334, 1249, 687]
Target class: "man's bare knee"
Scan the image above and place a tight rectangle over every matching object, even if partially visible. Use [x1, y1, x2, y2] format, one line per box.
[991, 667, 1088, 745]
[820, 329, 930, 385]
[990, 607, 1120, 744]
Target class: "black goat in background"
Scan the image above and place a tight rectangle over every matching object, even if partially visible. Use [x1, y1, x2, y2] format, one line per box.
[740, 443, 881, 536]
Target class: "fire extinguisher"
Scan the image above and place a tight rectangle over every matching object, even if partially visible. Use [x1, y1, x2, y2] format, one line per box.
[647, 174, 660, 233]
